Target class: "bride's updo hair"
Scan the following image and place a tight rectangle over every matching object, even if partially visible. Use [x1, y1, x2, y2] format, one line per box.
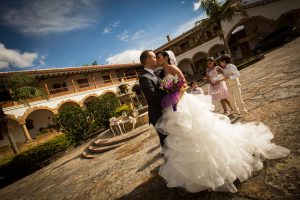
[156, 51, 171, 64]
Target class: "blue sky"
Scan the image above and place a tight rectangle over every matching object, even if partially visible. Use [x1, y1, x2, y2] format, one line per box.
[0, 0, 206, 72]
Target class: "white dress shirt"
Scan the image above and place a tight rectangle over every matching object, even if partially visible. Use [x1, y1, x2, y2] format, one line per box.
[223, 63, 241, 86]
[144, 68, 155, 76]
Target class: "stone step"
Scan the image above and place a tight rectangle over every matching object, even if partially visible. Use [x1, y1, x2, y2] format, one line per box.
[93, 126, 151, 147]
[81, 124, 152, 159]
[81, 151, 95, 159]
[88, 142, 123, 154]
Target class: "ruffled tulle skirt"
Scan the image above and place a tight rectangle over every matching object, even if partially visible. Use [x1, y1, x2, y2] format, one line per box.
[155, 93, 290, 193]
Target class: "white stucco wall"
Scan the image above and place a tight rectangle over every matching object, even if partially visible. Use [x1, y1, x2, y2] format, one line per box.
[222, 0, 300, 39]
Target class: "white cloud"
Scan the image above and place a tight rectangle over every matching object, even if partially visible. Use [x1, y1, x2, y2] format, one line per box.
[106, 49, 142, 64]
[172, 13, 207, 37]
[132, 29, 145, 40]
[193, 1, 201, 11]
[181, 1, 185, 4]
[0, 0, 98, 35]
[102, 20, 120, 34]
[117, 30, 129, 42]
[39, 55, 46, 66]
[0, 43, 38, 69]
[103, 27, 111, 34]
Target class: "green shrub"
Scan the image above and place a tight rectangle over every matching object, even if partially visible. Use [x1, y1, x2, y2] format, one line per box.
[115, 105, 132, 116]
[53, 107, 92, 143]
[88, 93, 120, 127]
[118, 84, 130, 94]
[0, 134, 72, 185]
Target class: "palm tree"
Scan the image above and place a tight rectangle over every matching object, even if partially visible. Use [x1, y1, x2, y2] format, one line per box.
[196, 0, 248, 54]
[0, 105, 19, 154]
[7, 73, 47, 105]
[0, 73, 47, 154]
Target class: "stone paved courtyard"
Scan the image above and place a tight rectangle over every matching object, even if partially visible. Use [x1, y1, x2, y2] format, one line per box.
[0, 38, 300, 200]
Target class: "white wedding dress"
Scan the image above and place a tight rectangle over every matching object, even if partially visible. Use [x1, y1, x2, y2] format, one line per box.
[155, 74, 290, 193]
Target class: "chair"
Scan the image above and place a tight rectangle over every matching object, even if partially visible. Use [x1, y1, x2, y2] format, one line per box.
[109, 117, 124, 136]
[128, 116, 137, 131]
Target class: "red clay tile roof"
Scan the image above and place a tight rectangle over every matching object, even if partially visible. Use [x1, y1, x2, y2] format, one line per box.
[0, 63, 143, 78]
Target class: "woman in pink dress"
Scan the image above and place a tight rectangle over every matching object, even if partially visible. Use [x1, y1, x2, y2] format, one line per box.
[206, 57, 233, 114]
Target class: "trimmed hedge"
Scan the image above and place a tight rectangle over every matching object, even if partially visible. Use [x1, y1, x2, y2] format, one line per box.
[0, 134, 72, 187]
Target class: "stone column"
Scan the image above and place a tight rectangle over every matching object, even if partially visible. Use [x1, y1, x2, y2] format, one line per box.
[7, 128, 19, 154]
[44, 82, 50, 96]
[109, 74, 114, 84]
[71, 79, 77, 92]
[91, 74, 97, 88]
[20, 123, 32, 142]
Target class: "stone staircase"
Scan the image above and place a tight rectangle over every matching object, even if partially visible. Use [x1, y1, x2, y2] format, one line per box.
[82, 124, 152, 159]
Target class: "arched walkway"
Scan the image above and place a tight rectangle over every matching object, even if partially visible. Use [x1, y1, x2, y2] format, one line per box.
[25, 109, 56, 139]
[208, 44, 225, 58]
[275, 9, 300, 29]
[58, 101, 81, 113]
[100, 91, 117, 97]
[178, 59, 194, 76]
[192, 52, 208, 76]
[81, 95, 98, 108]
[226, 16, 275, 59]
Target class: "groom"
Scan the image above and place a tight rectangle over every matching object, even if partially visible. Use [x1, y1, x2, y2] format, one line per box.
[139, 50, 167, 146]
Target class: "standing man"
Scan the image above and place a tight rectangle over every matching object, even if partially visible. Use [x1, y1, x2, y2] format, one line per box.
[139, 50, 167, 146]
[220, 54, 248, 115]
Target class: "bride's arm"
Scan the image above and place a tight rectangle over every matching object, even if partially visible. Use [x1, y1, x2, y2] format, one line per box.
[168, 65, 188, 98]
[168, 65, 186, 82]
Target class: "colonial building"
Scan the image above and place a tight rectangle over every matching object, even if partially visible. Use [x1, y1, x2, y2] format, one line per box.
[155, 0, 300, 78]
[0, 63, 144, 147]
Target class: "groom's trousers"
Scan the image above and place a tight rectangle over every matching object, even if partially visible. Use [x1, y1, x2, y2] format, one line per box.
[155, 128, 167, 147]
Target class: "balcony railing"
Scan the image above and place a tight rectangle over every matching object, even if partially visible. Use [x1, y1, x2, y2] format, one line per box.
[1, 75, 139, 108]
[174, 33, 219, 56]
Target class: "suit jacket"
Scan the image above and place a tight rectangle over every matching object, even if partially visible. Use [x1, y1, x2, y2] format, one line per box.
[139, 68, 166, 125]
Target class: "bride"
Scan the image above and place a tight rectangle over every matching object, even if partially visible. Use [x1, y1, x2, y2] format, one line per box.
[154, 51, 290, 193]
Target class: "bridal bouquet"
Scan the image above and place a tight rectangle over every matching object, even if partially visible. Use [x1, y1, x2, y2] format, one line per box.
[159, 75, 186, 111]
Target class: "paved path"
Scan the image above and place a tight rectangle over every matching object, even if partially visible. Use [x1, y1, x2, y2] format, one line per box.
[0, 38, 300, 200]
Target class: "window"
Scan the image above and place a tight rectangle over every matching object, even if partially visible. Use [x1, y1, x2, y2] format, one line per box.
[52, 83, 61, 89]
[77, 78, 89, 88]
[102, 75, 112, 83]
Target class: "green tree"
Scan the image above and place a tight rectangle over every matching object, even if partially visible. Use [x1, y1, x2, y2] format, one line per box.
[87, 93, 120, 128]
[195, 0, 247, 54]
[92, 60, 98, 65]
[53, 107, 91, 143]
[0, 74, 46, 154]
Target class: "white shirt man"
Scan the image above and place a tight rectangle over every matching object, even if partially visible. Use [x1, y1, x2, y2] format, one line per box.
[221, 55, 248, 115]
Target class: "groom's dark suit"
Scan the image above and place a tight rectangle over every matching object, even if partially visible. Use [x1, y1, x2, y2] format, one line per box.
[139, 68, 167, 146]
